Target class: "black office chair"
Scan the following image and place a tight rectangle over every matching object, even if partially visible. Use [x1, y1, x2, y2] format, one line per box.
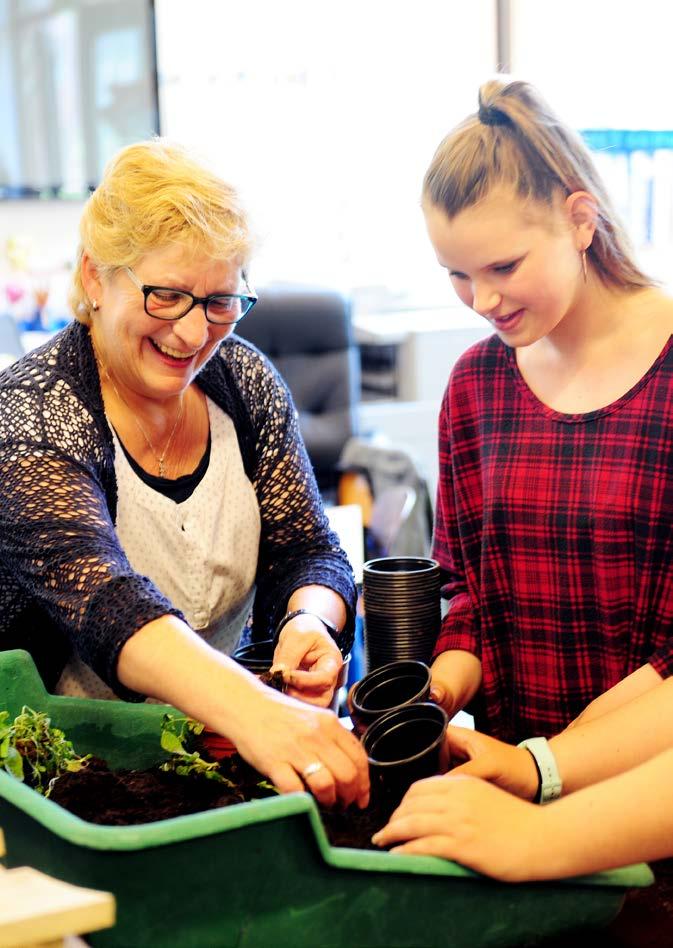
[236, 284, 360, 496]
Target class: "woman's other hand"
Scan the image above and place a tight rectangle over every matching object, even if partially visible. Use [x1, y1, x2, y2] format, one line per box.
[272, 613, 343, 708]
[371, 773, 541, 881]
[234, 684, 369, 809]
[445, 725, 540, 800]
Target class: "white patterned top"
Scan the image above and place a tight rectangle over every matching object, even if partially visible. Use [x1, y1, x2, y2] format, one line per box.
[56, 397, 261, 699]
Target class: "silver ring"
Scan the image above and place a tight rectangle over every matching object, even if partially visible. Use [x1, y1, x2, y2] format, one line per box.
[301, 761, 324, 779]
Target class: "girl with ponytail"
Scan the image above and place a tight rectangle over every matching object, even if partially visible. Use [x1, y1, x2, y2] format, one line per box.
[425, 79, 672, 743]
[371, 80, 673, 882]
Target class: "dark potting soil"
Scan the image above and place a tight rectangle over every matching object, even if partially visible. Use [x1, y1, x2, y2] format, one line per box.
[49, 753, 393, 850]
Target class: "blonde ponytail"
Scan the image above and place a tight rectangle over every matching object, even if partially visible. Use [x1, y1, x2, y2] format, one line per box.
[423, 80, 652, 290]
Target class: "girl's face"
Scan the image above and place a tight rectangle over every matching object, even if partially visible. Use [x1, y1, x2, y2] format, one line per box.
[423, 189, 588, 347]
[84, 244, 242, 403]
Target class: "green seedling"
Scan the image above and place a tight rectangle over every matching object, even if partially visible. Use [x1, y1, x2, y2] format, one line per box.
[0, 706, 90, 797]
[159, 714, 278, 796]
[159, 714, 234, 785]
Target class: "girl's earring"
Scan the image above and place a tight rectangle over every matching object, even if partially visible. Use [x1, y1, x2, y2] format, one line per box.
[91, 299, 99, 311]
[581, 250, 588, 282]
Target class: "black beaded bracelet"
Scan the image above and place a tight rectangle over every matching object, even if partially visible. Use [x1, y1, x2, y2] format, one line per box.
[275, 608, 340, 639]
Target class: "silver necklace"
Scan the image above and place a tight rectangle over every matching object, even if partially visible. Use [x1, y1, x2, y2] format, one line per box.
[113, 382, 184, 477]
[96, 350, 184, 478]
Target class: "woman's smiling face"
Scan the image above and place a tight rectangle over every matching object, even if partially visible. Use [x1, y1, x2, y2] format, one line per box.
[423, 189, 587, 347]
[85, 244, 242, 402]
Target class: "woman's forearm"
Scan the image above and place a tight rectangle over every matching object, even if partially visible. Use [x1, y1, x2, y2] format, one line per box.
[286, 585, 347, 632]
[550, 675, 673, 795]
[117, 613, 370, 808]
[117, 614, 266, 740]
[531, 747, 673, 879]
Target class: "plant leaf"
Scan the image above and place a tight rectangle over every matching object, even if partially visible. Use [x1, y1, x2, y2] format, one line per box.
[3, 746, 24, 780]
[160, 731, 186, 755]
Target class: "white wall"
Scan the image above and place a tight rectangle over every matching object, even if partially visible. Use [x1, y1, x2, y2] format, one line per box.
[0, 200, 83, 322]
[0, 199, 83, 269]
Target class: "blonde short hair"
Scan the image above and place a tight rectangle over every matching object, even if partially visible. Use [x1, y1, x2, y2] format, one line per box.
[70, 138, 254, 324]
[423, 80, 652, 290]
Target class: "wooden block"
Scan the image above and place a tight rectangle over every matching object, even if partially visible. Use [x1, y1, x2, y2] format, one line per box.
[0, 866, 115, 947]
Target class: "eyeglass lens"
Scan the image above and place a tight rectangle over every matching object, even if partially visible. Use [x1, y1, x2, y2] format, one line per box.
[146, 288, 252, 323]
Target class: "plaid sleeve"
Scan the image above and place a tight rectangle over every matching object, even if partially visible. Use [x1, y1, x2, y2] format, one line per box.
[648, 636, 673, 678]
[432, 381, 480, 659]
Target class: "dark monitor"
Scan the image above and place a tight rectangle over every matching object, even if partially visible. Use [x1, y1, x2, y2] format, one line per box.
[0, 0, 159, 200]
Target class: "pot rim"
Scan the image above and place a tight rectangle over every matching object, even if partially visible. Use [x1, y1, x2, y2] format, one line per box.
[363, 702, 448, 769]
[363, 556, 440, 575]
[351, 660, 430, 716]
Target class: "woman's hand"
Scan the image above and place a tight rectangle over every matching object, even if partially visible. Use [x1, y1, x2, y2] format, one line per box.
[446, 726, 540, 800]
[272, 614, 343, 708]
[233, 684, 369, 809]
[118, 613, 365, 807]
[371, 773, 542, 882]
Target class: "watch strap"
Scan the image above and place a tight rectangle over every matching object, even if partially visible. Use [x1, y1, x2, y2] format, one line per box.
[517, 736, 562, 805]
[275, 609, 340, 639]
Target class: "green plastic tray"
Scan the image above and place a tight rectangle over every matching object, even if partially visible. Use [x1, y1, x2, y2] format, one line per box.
[0, 650, 653, 947]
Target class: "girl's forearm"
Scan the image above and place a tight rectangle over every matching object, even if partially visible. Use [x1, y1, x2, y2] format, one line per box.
[531, 747, 673, 880]
[431, 650, 482, 713]
[550, 675, 673, 795]
[568, 663, 662, 728]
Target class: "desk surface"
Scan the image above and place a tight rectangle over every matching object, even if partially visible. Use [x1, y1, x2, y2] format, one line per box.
[354, 307, 486, 346]
[324, 504, 364, 584]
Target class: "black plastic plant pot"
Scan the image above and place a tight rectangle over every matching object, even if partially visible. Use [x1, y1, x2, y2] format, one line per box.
[232, 638, 350, 714]
[231, 638, 275, 674]
[363, 702, 448, 811]
[350, 660, 431, 736]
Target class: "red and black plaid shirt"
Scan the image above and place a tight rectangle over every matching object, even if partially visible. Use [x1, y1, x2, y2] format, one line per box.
[433, 333, 673, 743]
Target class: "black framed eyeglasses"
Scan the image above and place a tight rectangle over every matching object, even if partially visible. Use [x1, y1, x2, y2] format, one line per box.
[124, 266, 257, 325]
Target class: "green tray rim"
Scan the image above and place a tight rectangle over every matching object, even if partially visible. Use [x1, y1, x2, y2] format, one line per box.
[0, 649, 654, 890]
[0, 770, 653, 888]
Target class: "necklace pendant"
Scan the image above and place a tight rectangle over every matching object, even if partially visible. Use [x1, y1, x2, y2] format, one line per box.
[158, 459, 165, 478]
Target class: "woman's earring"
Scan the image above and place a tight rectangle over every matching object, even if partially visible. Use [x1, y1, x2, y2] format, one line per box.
[91, 299, 99, 311]
[581, 250, 588, 282]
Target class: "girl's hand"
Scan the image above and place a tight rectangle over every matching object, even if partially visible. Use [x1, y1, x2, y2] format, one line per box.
[430, 650, 482, 719]
[446, 725, 540, 800]
[271, 616, 343, 708]
[371, 773, 543, 882]
[234, 685, 369, 809]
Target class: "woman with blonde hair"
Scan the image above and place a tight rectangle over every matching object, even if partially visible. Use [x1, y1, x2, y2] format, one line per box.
[0, 139, 368, 809]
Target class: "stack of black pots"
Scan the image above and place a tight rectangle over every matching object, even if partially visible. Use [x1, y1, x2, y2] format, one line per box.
[362, 556, 441, 672]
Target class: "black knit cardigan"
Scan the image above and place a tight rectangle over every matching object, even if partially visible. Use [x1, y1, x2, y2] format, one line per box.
[0, 322, 355, 698]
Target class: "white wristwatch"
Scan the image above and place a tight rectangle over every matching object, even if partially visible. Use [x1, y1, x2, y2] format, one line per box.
[517, 736, 562, 805]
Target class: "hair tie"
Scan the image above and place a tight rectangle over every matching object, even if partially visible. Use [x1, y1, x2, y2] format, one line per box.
[478, 104, 510, 127]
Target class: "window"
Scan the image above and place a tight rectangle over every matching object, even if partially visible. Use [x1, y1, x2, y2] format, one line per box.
[511, 0, 673, 286]
[155, 0, 496, 310]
